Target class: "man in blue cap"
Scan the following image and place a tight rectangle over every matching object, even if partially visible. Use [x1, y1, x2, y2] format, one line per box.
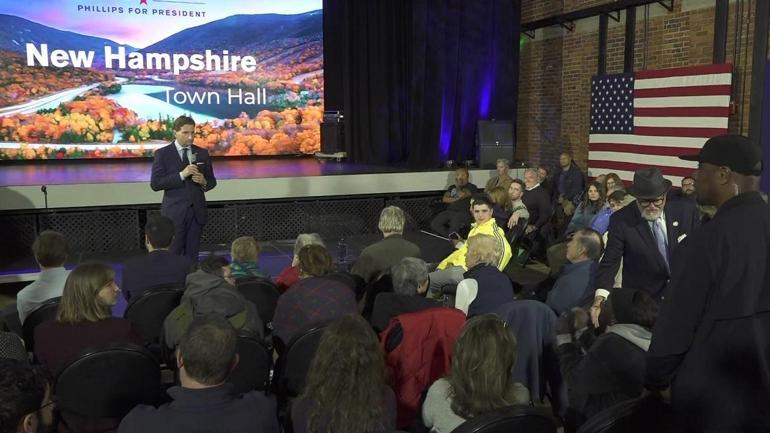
[645, 134, 769, 432]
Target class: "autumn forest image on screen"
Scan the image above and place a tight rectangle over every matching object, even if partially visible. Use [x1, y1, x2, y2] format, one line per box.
[0, 1, 323, 159]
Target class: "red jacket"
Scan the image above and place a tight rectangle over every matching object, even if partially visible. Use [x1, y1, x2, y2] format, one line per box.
[379, 307, 466, 428]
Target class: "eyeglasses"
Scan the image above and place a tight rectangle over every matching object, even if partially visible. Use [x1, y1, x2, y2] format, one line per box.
[638, 198, 665, 207]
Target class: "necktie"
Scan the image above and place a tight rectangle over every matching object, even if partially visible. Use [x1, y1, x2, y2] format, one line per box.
[182, 147, 189, 165]
[652, 219, 669, 270]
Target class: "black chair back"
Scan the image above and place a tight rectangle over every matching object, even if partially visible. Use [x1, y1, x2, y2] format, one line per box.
[236, 277, 280, 329]
[54, 343, 161, 418]
[453, 405, 557, 433]
[362, 273, 393, 319]
[124, 288, 183, 344]
[576, 397, 675, 433]
[229, 333, 273, 393]
[22, 297, 61, 353]
[274, 323, 328, 399]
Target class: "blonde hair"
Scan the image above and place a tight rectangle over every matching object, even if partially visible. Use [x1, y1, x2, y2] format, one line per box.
[57, 262, 115, 324]
[231, 236, 260, 263]
[378, 206, 406, 234]
[487, 187, 508, 205]
[293, 233, 325, 257]
[465, 234, 502, 268]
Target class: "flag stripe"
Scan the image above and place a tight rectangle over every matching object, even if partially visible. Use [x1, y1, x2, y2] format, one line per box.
[588, 168, 688, 186]
[634, 126, 729, 138]
[588, 134, 708, 148]
[589, 152, 698, 169]
[635, 64, 733, 79]
[634, 95, 731, 108]
[634, 116, 728, 129]
[635, 84, 732, 98]
[589, 160, 697, 178]
[633, 107, 730, 117]
[589, 142, 701, 157]
[634, 73, 732, 90]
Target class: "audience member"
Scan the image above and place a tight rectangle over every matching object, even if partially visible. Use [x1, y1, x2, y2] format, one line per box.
[293, 315, 396, 433]
[370, 258, 438, 332]
[122, 216, 193, 301]
[602, 172, 624, 194]
[455, 235, 514, 316]
[272, 245, 357, 346]
[230, 236, 270, 280]
[590, 190, 630, 236]
[555, 288, 658, 425]
[674, 176, 716, 223]
[484, 159, 514, 192]
[522, 168, 553, 235]
[34, 262, 141, 373]
[0, 332, 27, 362]
[591, 167, 699, 324]
[0, 359, 54, 433]
[430, 166, 479, 237]
[428, 196, 511, 294]
[537, 165, 556, 200]
[120, 316, 278, 433]
[546, 229, 602, 315]
[566, 181, 605, 234]
[678, 176, 695, 198]
[646, 135, 770, 432]
[275, 233, 324, 292]
[505, 179, 530, 230]
[422, 315, 530, 433]
[487, 187, 511, 229]
[556, 152, 586, 214]
[163, 256, 262, 352]
[16, 231, 68, 324]
[351, 206, 421, 283]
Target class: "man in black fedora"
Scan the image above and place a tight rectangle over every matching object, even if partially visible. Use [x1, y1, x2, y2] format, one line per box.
[646, 134, 770, 432]
[590, 167, 699, 319]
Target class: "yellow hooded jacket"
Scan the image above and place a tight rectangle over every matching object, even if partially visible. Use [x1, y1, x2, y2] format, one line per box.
[436, 218, 512, 271]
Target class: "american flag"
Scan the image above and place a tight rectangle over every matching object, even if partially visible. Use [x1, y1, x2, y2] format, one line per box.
[588, 64, 732, 185]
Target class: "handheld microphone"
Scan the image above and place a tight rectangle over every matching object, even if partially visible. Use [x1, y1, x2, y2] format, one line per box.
[189, 151, 197, 165]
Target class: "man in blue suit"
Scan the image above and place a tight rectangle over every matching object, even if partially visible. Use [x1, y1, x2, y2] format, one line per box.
[151, 115, 217, 261]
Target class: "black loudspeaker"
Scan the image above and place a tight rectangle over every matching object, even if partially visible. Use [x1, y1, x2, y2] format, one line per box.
[477, 120, 514, 168]
[321, 111, 344, 154]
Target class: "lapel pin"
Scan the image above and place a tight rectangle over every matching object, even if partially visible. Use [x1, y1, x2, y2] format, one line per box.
[672, 221, 679, 227]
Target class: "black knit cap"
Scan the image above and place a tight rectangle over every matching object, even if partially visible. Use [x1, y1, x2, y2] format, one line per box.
[679, 134, 763, 176]
[609, 288, 638, 324]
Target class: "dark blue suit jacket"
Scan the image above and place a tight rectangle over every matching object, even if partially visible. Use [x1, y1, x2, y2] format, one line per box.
[150, 143, 216, 225]
[121, 250, 194, 301]
[596, 198, 699, 299]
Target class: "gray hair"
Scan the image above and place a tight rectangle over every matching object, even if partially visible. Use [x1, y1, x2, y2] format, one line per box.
[574, 228, 604, 261]
[496, 158, 510, 167]
[293, 233, 325, 256]
[391, 257, 428, 295]
[378, 206, 406, 234]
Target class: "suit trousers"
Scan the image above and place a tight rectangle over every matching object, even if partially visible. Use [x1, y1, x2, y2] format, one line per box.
[169, 205, 203, 261]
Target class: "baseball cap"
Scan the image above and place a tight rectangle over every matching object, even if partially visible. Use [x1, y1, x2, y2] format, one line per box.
[679, 134, 763, 176]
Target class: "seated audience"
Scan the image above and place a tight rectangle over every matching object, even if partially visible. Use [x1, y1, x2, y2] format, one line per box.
[546, 229, 602, 315]
[272, 245, 357, 346]
[537, 165, 556, 201]
[230, 236, 270, 280]
[163, 256, 262, 352]
[505, 179, 530, 230]
[674, 176, 716, 222]
[422, 314, 530, 433]
[555, 288, 658, 424]
[428, 196, 511, 294]
[120, 316, 279, 433]
[293, 315, 396, 433]
[122, 216, 193, 301]
[484, 159, 514, 192]
[603, 172, 624, 194]
[351, 206, 421, 283]
[566, 181, 605, 234]
[0, 332, 27, 361]
[556, 152, 586, 214]
[370, 258, 439, 332]
[455, 235, 514, 316]
[522, 168, 553, 235]
[34, 262, 141, 373]
[275, 233, 324, 292]
[430, 166, 479, 237]
[17, 230, 68, 324]
[487, 187, 511, 229]
[0, 359, 54, 433]
[590, 190, 631, 236]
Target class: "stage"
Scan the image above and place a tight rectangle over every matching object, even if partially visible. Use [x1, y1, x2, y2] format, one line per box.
[0, 157, 521, 211]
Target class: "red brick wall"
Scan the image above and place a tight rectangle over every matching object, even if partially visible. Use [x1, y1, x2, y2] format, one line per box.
[518, 0, 757, 173]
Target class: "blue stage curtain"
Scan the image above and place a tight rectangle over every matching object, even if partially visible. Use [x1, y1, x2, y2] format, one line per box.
[336, 0, 520, 167]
